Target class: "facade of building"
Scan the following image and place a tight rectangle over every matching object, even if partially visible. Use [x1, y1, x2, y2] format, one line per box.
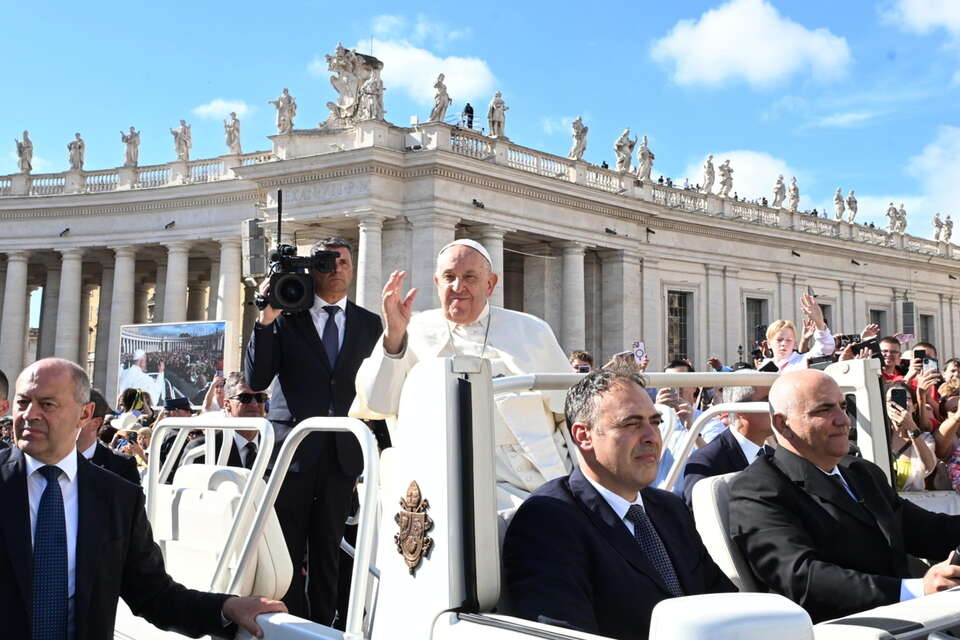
[1, 117, 958, 402]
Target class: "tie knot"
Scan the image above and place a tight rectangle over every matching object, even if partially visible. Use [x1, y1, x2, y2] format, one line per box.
[38, 465, 61, 482]
[246, 440, 258, 452]
[323, 305, 339, 316]
[625, 504, 647, 524]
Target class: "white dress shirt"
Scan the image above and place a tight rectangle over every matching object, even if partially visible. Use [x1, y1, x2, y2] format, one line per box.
[310, 295, 347, 349]
[233, 432, 260, 467]
[25, 450, 79, 603]
[80, 441, 98, 460]
[583, 472, 645, 536]
[730, 428, 763, 463]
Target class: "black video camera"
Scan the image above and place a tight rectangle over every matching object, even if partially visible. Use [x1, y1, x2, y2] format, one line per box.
[263, 244, 338, 313]
[253, 189, 339, 314]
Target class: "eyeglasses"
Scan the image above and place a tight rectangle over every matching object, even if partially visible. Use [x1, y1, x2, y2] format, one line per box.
[230, 392, 268, 404]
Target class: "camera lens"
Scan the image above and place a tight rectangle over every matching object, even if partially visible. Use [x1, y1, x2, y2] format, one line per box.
[275, 275, 306, 306]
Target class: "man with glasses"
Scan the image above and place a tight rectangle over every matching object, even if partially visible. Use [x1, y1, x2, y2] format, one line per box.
[181, 373, 265, 469]
[879, 337, 904, 382]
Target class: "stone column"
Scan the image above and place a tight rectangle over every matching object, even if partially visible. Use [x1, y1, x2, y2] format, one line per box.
[408, 212, 458, 311]
[704, 264, 725, 361]
[723, 267, 741, 365]
[560, 242, 586, 354]
[77, 284, 95, 369]
[153, 260, 167, 322]
[93, 264, 114, 390]
[0, 251, 30, 398]
[215, 238, 243, 373]
[206, 258, 220, 319]
[852, 282, 867, 333]
[133, 281, 150, 324]
[163, 241, 191, 323]
[599, 249, 641, 363]
[356, 215, 386, 310]
[106, 247, 137, 403]
[37, 262, 61, 359]
[475, 225, 507, 308]
[54, 248, 84, 363]
[522, 243, 561, 335]
[186, 280, 208, 321]
[583, 252, 601, 359]
[640, 257, 663, 371]
[23, 285, 39, 369]
[381, 218, 411, 276]
[0, 263, 6, 320]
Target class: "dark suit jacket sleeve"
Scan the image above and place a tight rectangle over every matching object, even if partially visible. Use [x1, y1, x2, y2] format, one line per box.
[728, 470, 901, 619]
[245, 321, 280, 393]
[502, 495, 599, 634]
[682, 448, 713, 507]
[120, 487, 234, 638]
[115, 453, 142, 486]
[665, 490, 738, 594]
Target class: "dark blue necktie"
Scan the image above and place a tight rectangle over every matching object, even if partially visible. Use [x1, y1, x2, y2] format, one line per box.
[32, 465, 68, 640]
[625, 504, 684, 597]
[322, 305, 340, 368]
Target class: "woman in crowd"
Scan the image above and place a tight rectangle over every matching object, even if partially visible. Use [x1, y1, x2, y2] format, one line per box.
[762, 292, 835, 372]
[884, 382, 937, 491]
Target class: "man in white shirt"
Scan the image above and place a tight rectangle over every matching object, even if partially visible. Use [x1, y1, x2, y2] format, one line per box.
[350, 239, 575, 509]
[0, 357, 285, 639]
[682, 383, 771, 506]
[729, 369, 960, 622]
[502, 369, 735, 638]
[117, 349, 165, 403]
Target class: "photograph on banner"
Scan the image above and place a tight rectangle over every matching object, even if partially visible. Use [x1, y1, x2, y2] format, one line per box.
[117, 321, 227, 407]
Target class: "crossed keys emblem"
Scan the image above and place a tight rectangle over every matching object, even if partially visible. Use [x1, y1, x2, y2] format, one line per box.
[395, 480, 434, 575]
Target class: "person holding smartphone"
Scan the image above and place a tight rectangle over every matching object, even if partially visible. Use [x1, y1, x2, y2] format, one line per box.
[761, 292, 835, 373]
[885, 383, 936, 491]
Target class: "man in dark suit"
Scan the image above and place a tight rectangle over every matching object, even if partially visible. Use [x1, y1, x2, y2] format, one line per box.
[76, 388, 141, 485]
[180, 372, 264, 469]
[245, 236, 383, 625]
[503, 370, 735, 639]
[0, 357, 285, 639]
[683, 383, 771, 506]
[729, 369, 960, 622]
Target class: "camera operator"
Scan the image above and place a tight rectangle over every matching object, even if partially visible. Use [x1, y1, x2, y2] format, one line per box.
[244, 236, 383, 626]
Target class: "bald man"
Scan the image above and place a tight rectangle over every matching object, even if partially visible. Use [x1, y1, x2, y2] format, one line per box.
[351, 240, 574, 509]
[728, 369, 960, 622]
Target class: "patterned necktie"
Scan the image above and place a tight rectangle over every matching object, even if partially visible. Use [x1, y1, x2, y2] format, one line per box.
[244, 441, 258, 470]
[321, 305, 340, 368]
[625, 504, 684, 597]
[32, 465, 68, 640]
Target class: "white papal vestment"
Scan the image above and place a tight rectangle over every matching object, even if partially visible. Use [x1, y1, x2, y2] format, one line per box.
[350, 305, 574, 509]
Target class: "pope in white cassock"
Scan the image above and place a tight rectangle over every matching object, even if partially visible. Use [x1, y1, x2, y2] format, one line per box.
[117, 349, 166, 404]
[350, 239, 575, 509]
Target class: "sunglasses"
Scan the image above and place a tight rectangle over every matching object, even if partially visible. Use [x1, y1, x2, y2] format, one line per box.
[230, 392, 268, 404]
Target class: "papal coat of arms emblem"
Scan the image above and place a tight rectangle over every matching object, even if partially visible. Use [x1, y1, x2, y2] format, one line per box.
[394, 480, 433, 575]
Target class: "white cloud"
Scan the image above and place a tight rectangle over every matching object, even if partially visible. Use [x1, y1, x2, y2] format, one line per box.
[540, 116, 575, 136]
[882, 0, 960, 36]
[905, 125, 960, 229]
[809, 111, 880, 129]
[681, 150, 811, 205]
[650, 0, 851, 89]
[371, 14, 470, 49]
[192, 99, 251, 119]
[310, 39, 495, 107]
[2, 151, 52, 175]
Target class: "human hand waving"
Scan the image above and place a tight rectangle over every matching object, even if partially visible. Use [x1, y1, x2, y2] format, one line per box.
[382, 270, 417, 355]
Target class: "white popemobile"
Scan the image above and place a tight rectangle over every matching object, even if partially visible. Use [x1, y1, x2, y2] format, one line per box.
[115, 357, 960, 640]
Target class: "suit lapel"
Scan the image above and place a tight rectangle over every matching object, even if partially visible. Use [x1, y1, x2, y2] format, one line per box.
[721, 429, 749, 469]
[75, 454, 107, 630]
[568, 470, 672, 595]
[641, 488, 696, 593]
[842, 460, 898, 548]
[0, 448, 31, 609]
[288, 311, 332, 374]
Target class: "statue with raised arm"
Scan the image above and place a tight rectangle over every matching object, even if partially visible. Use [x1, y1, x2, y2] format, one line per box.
[885, 202, 898, 232]
[429, 73, 451, 123]
[121, 126, 140, 167]
[934, 212, 944, 242]
[897, 203, 908, 233]
[568, 116, 588, 161]
[67, 133, 85, 171]
[833, 187, 845, 220]
[487, 91, 508, 138]
[15, 130, 33, 174]
[224, 112, 242, 154]
[320, 43, 384, 128]
[787, 176, 800, 212]
[170, 119, 192, 161]
[944, 215, 954, 244]
[269, 88, 297, 134]
[771, 174, 786, 208]
[613, 129, 636, 173]
[846, 190, 858, 222]
[718, 159, 734, 198]
[636, 135, 654, 182]
[702, 155, 715, 194]
[358, 68, 385, 120]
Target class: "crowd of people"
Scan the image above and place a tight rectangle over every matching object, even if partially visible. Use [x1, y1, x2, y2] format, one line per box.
[7, 232, 960, 639]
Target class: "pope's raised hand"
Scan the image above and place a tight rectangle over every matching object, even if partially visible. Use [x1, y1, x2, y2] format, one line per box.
[382, 270, 417, 355]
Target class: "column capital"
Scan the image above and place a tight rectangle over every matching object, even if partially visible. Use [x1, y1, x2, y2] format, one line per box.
[596, 248, 640, 265]
[519, 242, 556, 256]
[59, 247, 84, 260]
[4, 250, 30, 263]
[166, 240, 192, 253]
[558, 241, 587, 256]
[355, 213, 388, 228]
[109, 246, 137, 260]
[406, 211, 460, 230]
[215, 236, 242, 250]
[473, 224, 512, 240]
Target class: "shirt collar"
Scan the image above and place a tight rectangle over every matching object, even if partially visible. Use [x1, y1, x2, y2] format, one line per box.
[233, 431, 260, 450]
[24, 448, 79, 482]
[80, 441, 98, 460]
[729, 427, 763, 462]
[582, 471, 644, 520]
[311, 295, 348, 316]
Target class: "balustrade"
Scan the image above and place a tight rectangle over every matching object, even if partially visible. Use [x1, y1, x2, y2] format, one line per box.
[239, 151, 275, 166]
[135, 165, 170, 189]
[450, 131, 492, 159]
[585, 168, 620, 193]
[188, 159, 225, 183]
[652, 185, 708, 213]
[83, 169, 119, 193]
[29, 174, 65, 196]
[0, 176, 10, 196]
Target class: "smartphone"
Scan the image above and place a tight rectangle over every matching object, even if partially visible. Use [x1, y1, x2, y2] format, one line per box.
[807, 285, 815, 297]
[890, 388, 909, 411]
[923, 357, 940, 374]
[950, 547, 960, 567]
[216, 370, 223, 378]
[852, 338, 880, 358]
[576, 364, 590, 373]
[759, 360, 779, 372]
[632, 340, 646, 364]
[914, 349, 926, 361]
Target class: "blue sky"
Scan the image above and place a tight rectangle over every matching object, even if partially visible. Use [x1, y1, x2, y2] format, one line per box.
[4, 0, 959, 242]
